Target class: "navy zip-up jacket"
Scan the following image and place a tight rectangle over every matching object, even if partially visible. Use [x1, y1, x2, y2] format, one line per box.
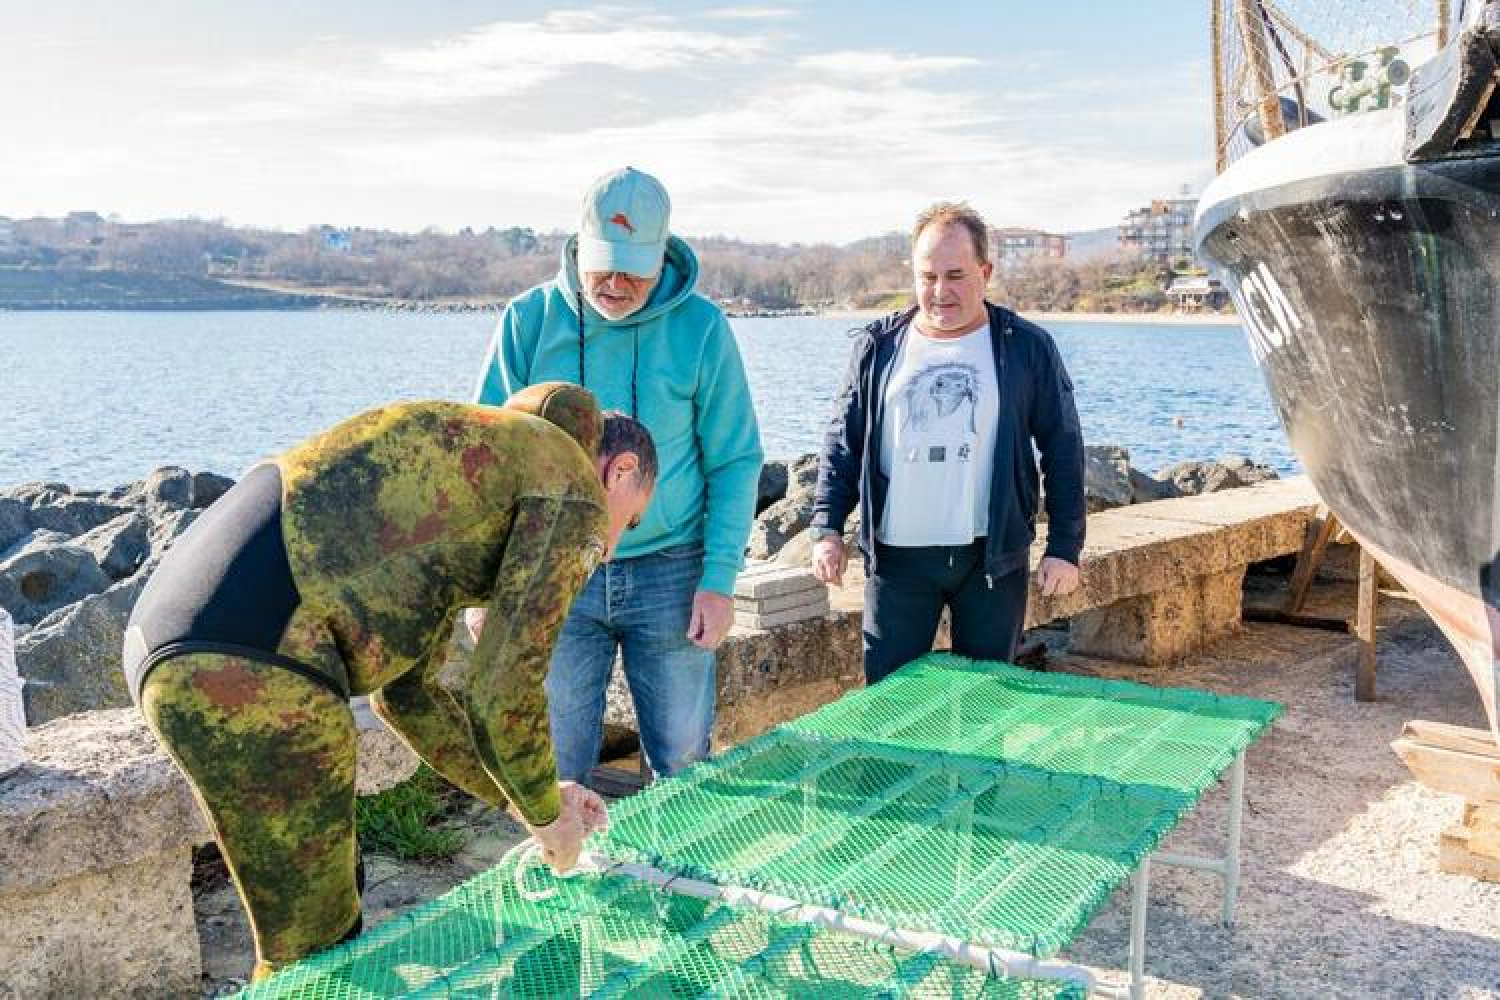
[812, 302, 1086, 580]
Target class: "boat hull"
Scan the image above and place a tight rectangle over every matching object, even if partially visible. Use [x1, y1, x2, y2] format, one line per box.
[1198, 144, 1500, 740]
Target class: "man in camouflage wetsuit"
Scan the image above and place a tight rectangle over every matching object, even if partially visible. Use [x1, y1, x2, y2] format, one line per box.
[123, 383, 655, 980]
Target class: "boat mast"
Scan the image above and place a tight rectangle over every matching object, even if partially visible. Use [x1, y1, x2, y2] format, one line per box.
[1235, 0, 1287, 145]
[1213, 1, 1228, 171]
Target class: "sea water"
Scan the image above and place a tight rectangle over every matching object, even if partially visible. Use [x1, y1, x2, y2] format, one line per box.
[0, 310, 1293, 489]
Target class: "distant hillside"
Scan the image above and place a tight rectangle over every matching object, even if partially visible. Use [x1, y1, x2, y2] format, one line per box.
[1065, 227, 1120, 262]
[0, 268, 327, 310]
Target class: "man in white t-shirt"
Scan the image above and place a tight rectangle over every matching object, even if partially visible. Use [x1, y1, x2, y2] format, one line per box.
[810, 202, 1085, 682]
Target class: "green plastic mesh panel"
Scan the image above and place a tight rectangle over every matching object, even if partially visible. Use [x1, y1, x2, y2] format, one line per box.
[603, 653, 1282, 958]
[241, 862, 1082, 999]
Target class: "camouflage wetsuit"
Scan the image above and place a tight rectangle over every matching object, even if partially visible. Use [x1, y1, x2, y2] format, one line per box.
[124, 387, 608, 979]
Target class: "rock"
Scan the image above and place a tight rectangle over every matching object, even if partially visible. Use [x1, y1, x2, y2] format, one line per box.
[1221, 455, 1280, 485]
[1084, 445, 1135, 512]
[1158, 458, 1276, 496]
[191, 472, 235, 509]
[74, 512, 151, 581]
[26, 494, 134, 538]
[109, 467, 194, 511]
[757, 461, 789, 516]
[774, 527, 815, 568]
[1129, 468, 1180, 504]
[0, 544, 112, 627]
[350, 698, 421, 795]
[1, 482, 70, 506]
[747, 492, 814, 561]
[146, 508, 200, 560]
[1, 529, 72, 562]
[14, 566, 150, 722]
[0, 498, 26, 553]
[788, 453, 819, 494]
[747, 454, 820, 561]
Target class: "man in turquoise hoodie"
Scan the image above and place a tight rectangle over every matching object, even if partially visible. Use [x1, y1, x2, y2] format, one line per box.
[473, 166, 763, 781]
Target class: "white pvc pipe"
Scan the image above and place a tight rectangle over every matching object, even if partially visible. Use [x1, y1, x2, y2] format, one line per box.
[583, 852, 1102, 991]
[1223, 753, 1246, 924]
[1153, 852, 1228, 875]
[1127, 858, 1151, 1000]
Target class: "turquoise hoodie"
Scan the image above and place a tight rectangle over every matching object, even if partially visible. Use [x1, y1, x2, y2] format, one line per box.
[474, 235, 763, 595]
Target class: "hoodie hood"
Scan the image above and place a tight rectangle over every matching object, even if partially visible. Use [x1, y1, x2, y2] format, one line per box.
[556, 233, 699, 327]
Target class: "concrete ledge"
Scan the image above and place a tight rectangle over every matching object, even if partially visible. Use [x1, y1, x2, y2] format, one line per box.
[714, 610, 862, 746]
[1029, 476, 1319, 662]
[0, 704, 418, 998]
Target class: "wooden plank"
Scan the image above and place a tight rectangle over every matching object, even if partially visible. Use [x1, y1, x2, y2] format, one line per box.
[1285, 506, 1338, 614]
[1354, 547, 1378, 702]
[1401, 720, 1500, 758]
[1392, 733, 1500, 804]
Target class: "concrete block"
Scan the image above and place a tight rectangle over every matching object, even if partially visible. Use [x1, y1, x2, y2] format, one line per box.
[734, 563, 823, 600]
[735, 585, 831, 616]
[734, 598, 831, 631]
[0, 850, 199, 1000]
[1069, 566, 1245, 665]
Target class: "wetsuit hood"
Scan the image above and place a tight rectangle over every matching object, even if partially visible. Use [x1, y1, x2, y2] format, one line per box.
[502, 381, 603, 456]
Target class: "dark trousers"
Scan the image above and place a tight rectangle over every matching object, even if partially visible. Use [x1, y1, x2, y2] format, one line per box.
[862, 539, 1029, 684]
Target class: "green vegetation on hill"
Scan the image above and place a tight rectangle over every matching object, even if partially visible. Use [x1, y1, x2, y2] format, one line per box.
[0, 214, 1222, 313]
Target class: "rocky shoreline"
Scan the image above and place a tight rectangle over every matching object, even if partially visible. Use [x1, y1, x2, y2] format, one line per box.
[1, 448, 1277, 725]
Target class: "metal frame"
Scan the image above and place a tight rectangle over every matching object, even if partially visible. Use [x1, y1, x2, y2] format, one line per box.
[576, 751, 1251, 999]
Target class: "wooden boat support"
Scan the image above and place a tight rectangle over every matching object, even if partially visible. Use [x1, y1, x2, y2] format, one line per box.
[1392, 719, 1500, 879]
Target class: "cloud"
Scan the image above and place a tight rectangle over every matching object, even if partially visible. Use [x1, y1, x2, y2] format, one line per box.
[0, 5, 1211, 240]
[702, 5, 800, 19]
[156, 10, 768, 122]
[798, 50, 982, 81]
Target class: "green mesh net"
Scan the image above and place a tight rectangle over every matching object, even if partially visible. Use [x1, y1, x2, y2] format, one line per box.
[244, 653, 1279, 997]
[602, 654, 1281, 959]
[240, 863, 1082, 998]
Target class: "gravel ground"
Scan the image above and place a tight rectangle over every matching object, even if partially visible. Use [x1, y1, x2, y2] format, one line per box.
[1061, 586, 1500, 999]
[197, 582, 1500, 998]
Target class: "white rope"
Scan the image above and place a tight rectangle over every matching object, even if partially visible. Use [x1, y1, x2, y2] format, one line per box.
[0, 609, 25, 779]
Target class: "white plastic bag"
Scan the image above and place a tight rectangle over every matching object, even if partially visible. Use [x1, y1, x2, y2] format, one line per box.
[0, 608, 25, 778]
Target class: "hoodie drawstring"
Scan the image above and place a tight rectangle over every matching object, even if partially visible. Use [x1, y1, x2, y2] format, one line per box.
[573, 267, 639, 419]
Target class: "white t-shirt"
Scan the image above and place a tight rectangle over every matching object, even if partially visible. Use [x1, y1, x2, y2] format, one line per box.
[877, 323, 999, 546]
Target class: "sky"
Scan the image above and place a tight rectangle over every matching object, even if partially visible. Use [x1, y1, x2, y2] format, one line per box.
[0, 2, 1215, 244]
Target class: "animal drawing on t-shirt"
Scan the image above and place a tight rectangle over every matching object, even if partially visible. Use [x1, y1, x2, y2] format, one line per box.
[900, 362, 979, 435]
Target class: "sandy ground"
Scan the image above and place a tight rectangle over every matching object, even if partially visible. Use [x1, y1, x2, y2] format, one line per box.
[196, 579, 1500, 998]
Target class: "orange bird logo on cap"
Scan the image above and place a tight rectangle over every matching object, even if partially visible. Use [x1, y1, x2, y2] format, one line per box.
[610, 212, 636, 235]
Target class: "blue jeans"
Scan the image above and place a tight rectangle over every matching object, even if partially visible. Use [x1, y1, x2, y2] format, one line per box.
[545, 543, 716, 783]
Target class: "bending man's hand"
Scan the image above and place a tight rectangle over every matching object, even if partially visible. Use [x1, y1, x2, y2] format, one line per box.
[811, 535, 847, 587]
[1035, 556, 1081, 598]
[687, 590, 734, 649]
[463, 607, 487, 646]
[526, 781, 608, 874]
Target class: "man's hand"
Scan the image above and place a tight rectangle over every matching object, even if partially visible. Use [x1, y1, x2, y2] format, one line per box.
[527, 782, 608, 874]
[463, 607, 487, 646]
[559, 781, 608, 834]
[687, 590, 734, 649]
[1035, 556, 1081, 598]
[811, 535, 847, 586]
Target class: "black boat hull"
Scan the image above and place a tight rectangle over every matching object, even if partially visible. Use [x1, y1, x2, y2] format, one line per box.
[1198, 147, 1500, 736]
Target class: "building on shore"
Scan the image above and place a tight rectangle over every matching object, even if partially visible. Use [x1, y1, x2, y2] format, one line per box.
[1118, 196, 1198, 267]
[1164, 273, 1228, 312]
[988, 227, 1066, 269]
